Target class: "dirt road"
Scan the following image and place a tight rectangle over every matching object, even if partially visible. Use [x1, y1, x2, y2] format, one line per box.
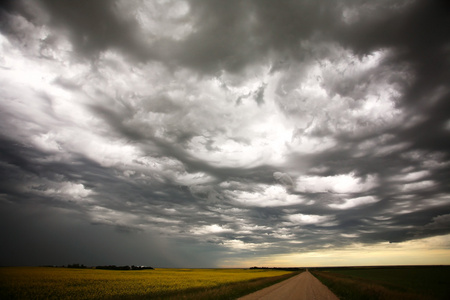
[238, 270, 339, 300]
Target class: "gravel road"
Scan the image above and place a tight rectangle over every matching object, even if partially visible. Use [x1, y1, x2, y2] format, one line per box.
[238, 270, 339, 300]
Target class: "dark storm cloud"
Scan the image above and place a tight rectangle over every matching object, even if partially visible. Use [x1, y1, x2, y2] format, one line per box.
[337, 0, 450, 98]
[32, 0, 154, 60]
[1, 0, 450, 267]
[170, 0, 343, 73]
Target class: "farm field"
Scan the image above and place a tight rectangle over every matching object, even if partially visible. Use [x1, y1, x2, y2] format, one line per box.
[0, 267, 297, 299]
[311, 266, 450, 300]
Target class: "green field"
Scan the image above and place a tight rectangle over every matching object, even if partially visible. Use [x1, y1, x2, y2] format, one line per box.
[312, 266, 450, 300]
[0, 267, 298, 299]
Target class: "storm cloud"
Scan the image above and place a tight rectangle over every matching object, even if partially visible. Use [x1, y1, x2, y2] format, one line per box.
[1, 0, 450, 267]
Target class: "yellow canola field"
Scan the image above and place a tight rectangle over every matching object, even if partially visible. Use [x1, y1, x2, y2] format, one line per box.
[0, 267, 291, 299]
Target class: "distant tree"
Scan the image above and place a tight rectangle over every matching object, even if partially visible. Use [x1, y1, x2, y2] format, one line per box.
[67, 263, 86, 269]
[131, 265, 154, 270]
[95, 265, 153, 270]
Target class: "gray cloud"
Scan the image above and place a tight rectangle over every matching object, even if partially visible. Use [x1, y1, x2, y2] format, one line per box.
[273, 172, 294, 189]
[1, 0, 450, 267]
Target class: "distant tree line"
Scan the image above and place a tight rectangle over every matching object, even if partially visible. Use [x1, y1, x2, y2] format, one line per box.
[95, 265, 154, 270]
[65, 264, 153, 270]
[67, 263, 87, 269]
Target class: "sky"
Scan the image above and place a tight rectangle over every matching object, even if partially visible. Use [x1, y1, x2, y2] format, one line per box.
[1, 0, 450, 268]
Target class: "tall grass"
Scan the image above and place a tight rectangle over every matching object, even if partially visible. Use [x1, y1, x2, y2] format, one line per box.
[312, 267, 450, 300]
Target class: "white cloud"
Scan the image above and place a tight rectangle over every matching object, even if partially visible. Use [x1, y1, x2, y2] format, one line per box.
[401, 180, 435, 192]
[329, 196, 378, 209]
[228, 184, 305, 207]
[222, 239, 273, 250]
[295, 173, 378, 194]
[391, 170, 430, 182]
[287, 214, 332, 225]
[174, 172, 215, 186]
[235, 223, 270, 235]
[193, 224, 232, 235]
[274, 45, 408, 141]
[29, 180, 92, 201]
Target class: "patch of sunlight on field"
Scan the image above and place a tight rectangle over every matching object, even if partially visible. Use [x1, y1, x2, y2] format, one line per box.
[0, 267, 292, 299]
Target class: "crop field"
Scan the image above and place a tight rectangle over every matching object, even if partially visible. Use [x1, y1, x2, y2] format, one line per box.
[0, 267, 297, 299]
[311, 266, 450, 300]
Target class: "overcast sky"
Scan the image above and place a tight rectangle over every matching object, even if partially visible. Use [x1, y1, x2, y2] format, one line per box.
[1, 0, 450, 268]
